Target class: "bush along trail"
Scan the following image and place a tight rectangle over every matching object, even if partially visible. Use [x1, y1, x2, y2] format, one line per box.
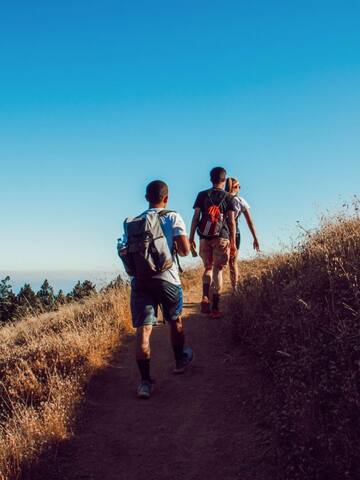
[29, 283, 277, 480]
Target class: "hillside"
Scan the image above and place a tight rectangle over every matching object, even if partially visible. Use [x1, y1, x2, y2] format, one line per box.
[228, 215, 360, 479]
[0, 284, 132, 480]
[1, 215, 359, 480]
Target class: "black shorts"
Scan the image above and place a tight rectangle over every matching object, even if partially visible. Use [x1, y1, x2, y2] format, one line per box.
[130, 279, 183, 328]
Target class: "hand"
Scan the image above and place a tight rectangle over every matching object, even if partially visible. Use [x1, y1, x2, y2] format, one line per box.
[253, 238, 260, 252]
[189, 239, 198, 257]
[189, 238, 196, 250]
[230, 240, 237, 257]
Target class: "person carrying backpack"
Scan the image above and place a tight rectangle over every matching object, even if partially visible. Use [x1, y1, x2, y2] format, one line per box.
[189, 167, 237, 318]
[225, 177, 260, 290]
[117, 180, 193, 399]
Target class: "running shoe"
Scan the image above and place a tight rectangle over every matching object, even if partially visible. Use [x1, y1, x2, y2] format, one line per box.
[200, 297, 211, 314]
[173, 346, 194, 374]
[137, 379, 155, 399]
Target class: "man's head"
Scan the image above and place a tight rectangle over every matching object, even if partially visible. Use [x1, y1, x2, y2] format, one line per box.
[210, 167, 227, 187]
[145, 180, 169, 207]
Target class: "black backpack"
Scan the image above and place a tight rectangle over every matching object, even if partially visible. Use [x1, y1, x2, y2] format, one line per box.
[197, 189, 227, 238]
[117, 210, 175, 279]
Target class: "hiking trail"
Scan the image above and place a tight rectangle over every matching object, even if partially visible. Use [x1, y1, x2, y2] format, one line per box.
[31, 287, 276, 480]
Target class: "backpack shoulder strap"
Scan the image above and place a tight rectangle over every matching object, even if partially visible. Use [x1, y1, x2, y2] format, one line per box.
[158, 209, 176, 217]
[220, 191, 228, 206]
[207, 189, 215, 206]
[156, 209, 183, 272]
[207, 189, 227, 207]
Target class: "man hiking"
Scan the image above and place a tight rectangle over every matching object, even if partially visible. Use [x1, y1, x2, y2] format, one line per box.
[225, 177, 260, 291]
[189, 167, 237, 318]
[117, 180, 194, 399]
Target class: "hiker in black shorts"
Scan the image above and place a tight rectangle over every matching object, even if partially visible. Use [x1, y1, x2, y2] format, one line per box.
[117, 180, 194, 399]
[225, 177, 260, 290]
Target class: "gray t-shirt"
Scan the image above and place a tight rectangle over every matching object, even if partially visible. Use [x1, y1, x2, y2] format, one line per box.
[122, 208, 187, 286]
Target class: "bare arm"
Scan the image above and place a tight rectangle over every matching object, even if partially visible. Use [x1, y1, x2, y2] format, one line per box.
[173, 235, 190, 257]
[227, 210, 237, 249]
[243, 209, 260, 251]
[189, 208, 201, 246]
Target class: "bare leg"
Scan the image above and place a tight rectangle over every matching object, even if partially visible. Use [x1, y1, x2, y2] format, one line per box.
[200, 239, 213, 300]
[136, 325, 153, 381]
[211, 265, 224, 314]
[136, 325, 153, 359]
[229, 254, 239, 289]
[169, 316, 185, 363]
[202, 268, 212, 298]
[212, 265, 224, 294]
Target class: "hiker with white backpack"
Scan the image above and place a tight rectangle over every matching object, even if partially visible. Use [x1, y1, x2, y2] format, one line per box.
[225, 177, 260, 291]
[189, 167, 237, 318]
[117, 180, 194, 399]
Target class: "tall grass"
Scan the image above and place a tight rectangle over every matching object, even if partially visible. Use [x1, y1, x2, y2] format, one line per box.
[0, 283, 131, 480]
[0, 268, 202, 480]
[2, 215, 359, 479]
[228, 215, 360, 480]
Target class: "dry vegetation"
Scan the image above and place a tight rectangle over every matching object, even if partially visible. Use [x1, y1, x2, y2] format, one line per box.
[1, 215, 359, 480]
[0, 283, 131, 480]
[228, 215, 360, 480]
[0, 267, 201, 480]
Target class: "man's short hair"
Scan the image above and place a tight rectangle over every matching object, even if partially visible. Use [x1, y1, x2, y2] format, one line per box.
[210, 167, 227, 184]
[146, 180, 168, 203]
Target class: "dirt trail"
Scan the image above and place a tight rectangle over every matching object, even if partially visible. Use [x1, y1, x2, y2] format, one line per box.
[32, 289, 276, 480]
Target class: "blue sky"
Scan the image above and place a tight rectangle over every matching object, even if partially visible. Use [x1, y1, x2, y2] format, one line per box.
[1, 0, 359, 272]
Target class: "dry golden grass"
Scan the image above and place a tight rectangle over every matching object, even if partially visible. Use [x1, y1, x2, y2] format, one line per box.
[180, 263, 202, 292]
[0, 283, 131, 480]
[0, 268, 204, 480]
[228, 214, 360, 479]
[2, 213, 359, 479]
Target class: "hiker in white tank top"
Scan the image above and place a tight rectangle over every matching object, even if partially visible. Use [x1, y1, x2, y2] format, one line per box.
[225, 177, 260, 290]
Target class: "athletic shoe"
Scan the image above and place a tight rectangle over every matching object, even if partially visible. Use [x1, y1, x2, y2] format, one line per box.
[200, 297, 211, 314]
[210, 309, 223, 319]
[173, 346, 194, 374]
[137, 380, 155, 399]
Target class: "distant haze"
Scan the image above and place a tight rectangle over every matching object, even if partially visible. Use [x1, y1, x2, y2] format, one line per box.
[1, 271, 121, 294]
[1, 258, 197, 293]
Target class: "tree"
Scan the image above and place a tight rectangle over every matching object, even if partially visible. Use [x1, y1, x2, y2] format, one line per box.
[103, 274, 127, 292]
[36, 279, 55, 312]
[55, 289, 67, 306]
[0, 276, 18, 323]
[68, 280, 96, 301]
[79, 280, 96, 298]
[17, 283, 40, 317]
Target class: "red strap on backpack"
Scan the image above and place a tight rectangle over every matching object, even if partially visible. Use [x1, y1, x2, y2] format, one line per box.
[197, 190, 227, 238]
[208, 205, 222, 222]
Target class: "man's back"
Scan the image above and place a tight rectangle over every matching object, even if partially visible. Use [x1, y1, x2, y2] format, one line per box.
[123, 208, 186, 285]
[193, 187, 235, 240]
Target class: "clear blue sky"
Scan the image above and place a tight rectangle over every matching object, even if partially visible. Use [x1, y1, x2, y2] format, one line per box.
[1, 0, 359, 271]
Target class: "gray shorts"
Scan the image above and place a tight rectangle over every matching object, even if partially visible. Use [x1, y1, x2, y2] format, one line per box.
[130, 279, 183, 328]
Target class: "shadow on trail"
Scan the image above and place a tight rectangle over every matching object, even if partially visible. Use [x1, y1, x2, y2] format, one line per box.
[26, 301, 277, 480]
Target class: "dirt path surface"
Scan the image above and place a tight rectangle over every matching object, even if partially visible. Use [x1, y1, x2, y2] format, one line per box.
[32, 290, 277, 480]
